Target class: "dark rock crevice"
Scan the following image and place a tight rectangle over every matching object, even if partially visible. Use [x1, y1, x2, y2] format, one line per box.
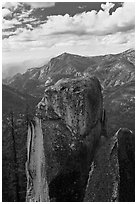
[49, 171, 83, 202]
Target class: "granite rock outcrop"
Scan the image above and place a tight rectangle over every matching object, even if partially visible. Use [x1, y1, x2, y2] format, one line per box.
[26, 76, 107, 201]
[26, 75, 134, 202]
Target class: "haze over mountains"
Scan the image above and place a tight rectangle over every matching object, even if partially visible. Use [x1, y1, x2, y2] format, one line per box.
[2, 57, 50, 79]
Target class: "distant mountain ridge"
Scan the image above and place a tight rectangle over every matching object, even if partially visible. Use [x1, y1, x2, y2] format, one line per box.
[3, 49, 135, 97]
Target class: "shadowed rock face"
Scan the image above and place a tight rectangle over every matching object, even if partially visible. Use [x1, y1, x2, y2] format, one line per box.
[35, 76, 106, 201]
[84, 133, 119, 202]
[117, 128, 135, 202]
[84, 128, 135, 202]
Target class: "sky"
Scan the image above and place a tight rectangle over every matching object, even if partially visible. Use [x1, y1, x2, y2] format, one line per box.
[2, 1, 135, 78]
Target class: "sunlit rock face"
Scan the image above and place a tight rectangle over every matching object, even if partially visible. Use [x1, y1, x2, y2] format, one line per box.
[37, 75, 106, 201]
[26, 118, 50, 202]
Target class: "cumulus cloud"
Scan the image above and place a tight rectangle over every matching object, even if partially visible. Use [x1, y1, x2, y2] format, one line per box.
[3, 2, 134, 38]
[2, 2, 135, 51]
[38, 2, 134, 36]
[24, 2, 55, 9]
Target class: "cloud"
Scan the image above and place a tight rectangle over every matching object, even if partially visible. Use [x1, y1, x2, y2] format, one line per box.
[101, 2, 115, 12]
[24, 2, 55, 9]
[2, 27, 27, 39]
[100, 31, 134, 45]
[2, 8, 12, 18]
[3, 2, 134, 38]
[2, 18, 22, 29]
[17, 9, 33, 20]
[38, 2, 134, 36]
[26, 24, 33, 30]
[2, 2, 21, 11]
[2, 2, 135, 51]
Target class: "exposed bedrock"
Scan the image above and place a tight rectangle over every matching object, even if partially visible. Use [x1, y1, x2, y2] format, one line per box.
[84, 131, 119, 202]
[25, 118, 50, 202]
[84, 128, 135, 202]
[35, 76, 106, 201]
[26, 75, 134, 202]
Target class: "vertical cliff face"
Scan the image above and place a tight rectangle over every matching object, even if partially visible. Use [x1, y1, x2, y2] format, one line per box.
[26, 75, 134, 202]
[26, 75, 106, 201]
[40, 76, 105, 201]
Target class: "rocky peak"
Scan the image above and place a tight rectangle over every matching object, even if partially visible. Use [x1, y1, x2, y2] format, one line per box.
[55, 52, 80, 59]
[57, 52, 71, 57]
